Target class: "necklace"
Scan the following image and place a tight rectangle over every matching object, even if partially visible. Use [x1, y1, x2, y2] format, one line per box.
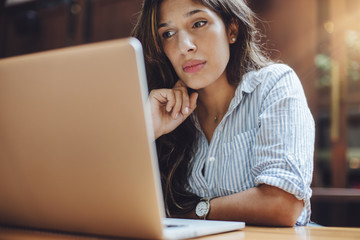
[214, 115, 219, 124]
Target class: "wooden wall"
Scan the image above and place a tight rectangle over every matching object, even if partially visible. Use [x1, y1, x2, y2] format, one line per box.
[0, 0, 142, 58]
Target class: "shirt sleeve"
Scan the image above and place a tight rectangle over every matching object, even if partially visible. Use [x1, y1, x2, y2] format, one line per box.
[251, 64, 315, 222]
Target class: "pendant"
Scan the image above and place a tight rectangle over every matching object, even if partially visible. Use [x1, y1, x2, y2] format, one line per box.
[214, 116, 218, 124]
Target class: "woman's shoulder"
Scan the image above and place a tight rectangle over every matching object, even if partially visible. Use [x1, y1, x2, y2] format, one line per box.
[240, 63, 305, 105]
[254, 63, 296, 79]
[240, 63, 297, 95]
[242, 63, 297, 90]
[253, 63, 300, 88]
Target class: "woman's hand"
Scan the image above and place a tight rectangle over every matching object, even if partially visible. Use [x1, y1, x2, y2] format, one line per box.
[149, 81, 198, 139]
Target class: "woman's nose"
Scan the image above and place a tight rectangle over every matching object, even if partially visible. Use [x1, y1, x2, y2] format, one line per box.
[178, 31, 196, 54]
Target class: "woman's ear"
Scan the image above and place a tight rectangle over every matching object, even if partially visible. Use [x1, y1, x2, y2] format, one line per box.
[228, 19, 239, 44]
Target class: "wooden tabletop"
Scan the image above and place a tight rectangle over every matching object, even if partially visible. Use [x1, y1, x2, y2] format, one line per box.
[197, 226, 360, 240]
[1, 225, 360, 240]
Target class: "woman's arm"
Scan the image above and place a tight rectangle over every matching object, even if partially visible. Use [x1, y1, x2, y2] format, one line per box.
[182, 185, 303, 226]
[208, 184, 303, 226]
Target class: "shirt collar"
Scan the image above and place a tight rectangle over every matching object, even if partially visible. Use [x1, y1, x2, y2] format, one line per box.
[237, 69, 263, 95]
[230, 69, 263, 108]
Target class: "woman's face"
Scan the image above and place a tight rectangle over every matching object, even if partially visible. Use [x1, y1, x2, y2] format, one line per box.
[158, 0, 234, 90]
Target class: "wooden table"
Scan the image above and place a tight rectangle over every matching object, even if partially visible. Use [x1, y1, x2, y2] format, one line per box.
[199, 226, 360, 240]
[1, 226, 360, 240]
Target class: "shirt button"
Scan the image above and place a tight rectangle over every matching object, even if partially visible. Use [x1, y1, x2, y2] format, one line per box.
[209, 157, 215, 162]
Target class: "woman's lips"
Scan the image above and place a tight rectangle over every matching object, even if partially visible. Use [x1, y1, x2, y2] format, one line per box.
[182, 60, 206, 73]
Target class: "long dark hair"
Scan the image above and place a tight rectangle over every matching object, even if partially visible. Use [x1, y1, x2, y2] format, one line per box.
[132, 0, 270, 217]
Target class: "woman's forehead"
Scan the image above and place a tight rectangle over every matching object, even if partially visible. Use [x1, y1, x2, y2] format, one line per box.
[158, 0, 209, 22]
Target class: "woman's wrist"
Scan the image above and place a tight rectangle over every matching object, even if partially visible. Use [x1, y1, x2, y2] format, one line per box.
[154, 126, 164, 140]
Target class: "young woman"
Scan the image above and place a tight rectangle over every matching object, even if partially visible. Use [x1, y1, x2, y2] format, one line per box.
[132, 0, 315, 226]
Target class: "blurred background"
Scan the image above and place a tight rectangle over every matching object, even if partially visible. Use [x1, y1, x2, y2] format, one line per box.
[0, 0, 359, 227]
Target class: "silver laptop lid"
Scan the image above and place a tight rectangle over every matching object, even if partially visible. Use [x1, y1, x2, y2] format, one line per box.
[0, 38, 165, 239]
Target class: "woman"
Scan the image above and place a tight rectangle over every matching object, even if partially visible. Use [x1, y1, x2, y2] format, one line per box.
[132, 0, 314, 226]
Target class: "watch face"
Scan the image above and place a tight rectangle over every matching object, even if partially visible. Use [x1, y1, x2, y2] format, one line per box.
[195, 201, 209, 217]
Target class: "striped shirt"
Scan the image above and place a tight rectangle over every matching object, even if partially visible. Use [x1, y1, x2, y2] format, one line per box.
[187, 64, 315, 225]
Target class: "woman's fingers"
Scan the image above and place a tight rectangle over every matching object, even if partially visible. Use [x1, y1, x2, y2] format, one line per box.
[172, 89, 197, 119]
[168, 83, 190, 119]
[174, 80, 191, 116]
[181, 89, 190, 116]
[189, 91, 198, 112]
[172, 89, 183, 119]
[151, 88, 186, 119]
[151, 87, 195, 117]
[174, 79, 187, 88]
[163, 90, 175, 113]
[149, 87, 198, 139]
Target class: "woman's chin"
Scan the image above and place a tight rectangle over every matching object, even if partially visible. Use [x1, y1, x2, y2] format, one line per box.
[185, 84, 203, 91]
[181, 79, 206, 90]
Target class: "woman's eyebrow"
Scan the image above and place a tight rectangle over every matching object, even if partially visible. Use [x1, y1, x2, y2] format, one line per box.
[158, 9, 206, 29]
[184, 9, 205, 18]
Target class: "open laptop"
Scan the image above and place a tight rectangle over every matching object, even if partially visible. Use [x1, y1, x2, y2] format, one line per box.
[0, 38, 245, 239]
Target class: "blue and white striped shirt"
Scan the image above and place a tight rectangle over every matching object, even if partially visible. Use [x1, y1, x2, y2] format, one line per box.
[187, 64, 315, 225]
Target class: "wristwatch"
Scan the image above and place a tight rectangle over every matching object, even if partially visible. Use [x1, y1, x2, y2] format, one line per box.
[195, 197, 212, 219]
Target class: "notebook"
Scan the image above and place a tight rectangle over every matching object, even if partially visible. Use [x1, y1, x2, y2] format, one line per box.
[0, 38, 245, 239]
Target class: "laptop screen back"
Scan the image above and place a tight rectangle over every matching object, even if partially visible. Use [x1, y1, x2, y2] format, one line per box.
[0, 38, 165, 239]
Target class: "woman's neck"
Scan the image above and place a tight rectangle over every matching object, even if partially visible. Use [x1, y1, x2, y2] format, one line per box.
[196, 74, 236, 142]
[197, 76, 236, 119]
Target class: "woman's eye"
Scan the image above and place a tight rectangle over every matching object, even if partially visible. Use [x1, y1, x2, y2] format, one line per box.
[162, 31, 175, 39]
[193, 21, 207, 28]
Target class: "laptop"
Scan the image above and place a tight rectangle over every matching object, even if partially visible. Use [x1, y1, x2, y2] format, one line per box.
[0, 38, 245, 239]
